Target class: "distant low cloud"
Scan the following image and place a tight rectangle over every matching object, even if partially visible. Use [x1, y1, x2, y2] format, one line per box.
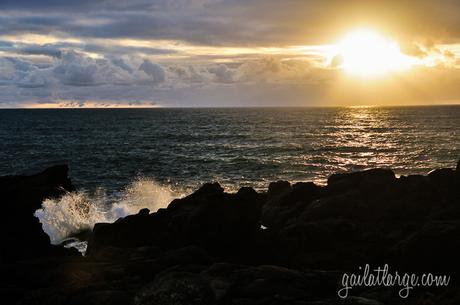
[0, 50, 336, 106]
[0, 51, 168, 105]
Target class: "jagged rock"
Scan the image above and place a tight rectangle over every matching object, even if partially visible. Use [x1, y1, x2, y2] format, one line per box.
[394, 221, 460, 273]
[88, 182, 264, 258]
[267, 180, 291, 197]
[4, 161, 460, 304]
[68, 290, 132, 305]
[125, 246, 213, 281]
[0, 165, 76, 261]
[134, 269, 215, 305]
[428, 168, 456, 189]
[134, 263, 339, 305]
[262, 181, 322, 229]
[138, 208, 150, 216]
[211, 264, 337, 301]
[0, 164, 74, 212]
[327, 168, 397, 194]
[342, 297, 384, 305]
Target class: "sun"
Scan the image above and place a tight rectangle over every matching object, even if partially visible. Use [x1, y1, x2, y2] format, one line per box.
[335, 28, 415, 77]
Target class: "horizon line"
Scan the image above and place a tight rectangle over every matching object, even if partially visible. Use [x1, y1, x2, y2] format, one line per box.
[2, 103, 460, 110]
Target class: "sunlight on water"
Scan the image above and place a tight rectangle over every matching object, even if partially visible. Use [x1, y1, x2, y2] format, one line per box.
[1, 107, 459, 192]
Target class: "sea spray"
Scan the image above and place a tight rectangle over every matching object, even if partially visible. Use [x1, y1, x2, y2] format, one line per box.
[110, 178, 175, 221]
[34, 178, 179, 245]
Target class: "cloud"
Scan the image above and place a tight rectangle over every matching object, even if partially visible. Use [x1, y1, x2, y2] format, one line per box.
[2, 0, 460, 47]
[139, 59, 166, 84]
[0, 46, 340, 107]
[0, 49, 333, 106]
[0, 39, 177, 60]
[1, 1, 460, 106]
[207, 64, 235, 83]
[0, 50, 172, 105]
[1, 48, 460, 107]
[17, 69, 52, 88]
[0, 58, 17, 81]
[111, 58, 134, 73]
[53, 51, 100, 86]
[236, 57, 322, 84]
[0, 41, 62, 58]
[19, 45, 62, 58]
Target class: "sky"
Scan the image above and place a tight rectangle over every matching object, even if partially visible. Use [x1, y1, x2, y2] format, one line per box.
[1, 0, 460, 107]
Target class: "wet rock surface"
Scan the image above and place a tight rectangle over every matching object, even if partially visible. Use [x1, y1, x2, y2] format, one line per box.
[2, 161, 460, 304]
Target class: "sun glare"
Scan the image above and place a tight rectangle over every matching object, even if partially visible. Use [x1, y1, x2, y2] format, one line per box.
[335, 29, 415, 77]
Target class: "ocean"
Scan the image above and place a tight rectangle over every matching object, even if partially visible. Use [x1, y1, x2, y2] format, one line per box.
[1, 106, 460, 192]
[2, 105, 460, 248]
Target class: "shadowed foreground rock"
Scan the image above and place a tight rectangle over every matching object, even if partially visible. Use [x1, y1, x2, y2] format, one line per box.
[2, 161, 460, 305]
[0, 165, 77, 261]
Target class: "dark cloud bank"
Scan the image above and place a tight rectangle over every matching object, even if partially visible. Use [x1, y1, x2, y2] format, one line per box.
[1, 0, 460, 106]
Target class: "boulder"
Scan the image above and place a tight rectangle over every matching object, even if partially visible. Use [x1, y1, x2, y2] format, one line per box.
[125, 246, 213, 281]
[427, 168, 456, 189]
[0, 165, 76, 261]
[0, 164, 74, 212]
[262, 181, 322, 229]
[134, 269, 215, 305]
[88, 183, 265, 259]
[4, 161, 460, 304]
[393, 221, 460, 273]
[267, 180, 291, 198]
[327, 168, 397, 194]
[134, 263, 340, 305]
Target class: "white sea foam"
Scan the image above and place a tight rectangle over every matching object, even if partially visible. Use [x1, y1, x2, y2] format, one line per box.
[34, 178, 178, 245]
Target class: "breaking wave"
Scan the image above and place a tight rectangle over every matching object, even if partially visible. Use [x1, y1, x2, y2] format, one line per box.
[34, 178, 181, 245]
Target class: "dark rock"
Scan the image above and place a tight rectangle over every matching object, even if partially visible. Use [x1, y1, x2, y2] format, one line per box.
[262, 182, 321, 229]
[342, 297, 384, 305]
[88, 212, 157, 252]
[428, 168, 456, 186]
[68, 290, 132, 305]
[0, 165, 76, 261]
[327, 168, 396, 194]
[125, 246, 212, 281]
[5, 162, 460, 304]
[237, 186, 258, 197]
[0, 164, 74, 212]
[88, 161, 460, 275]
[133, 263, 339, 305]
[215, 264, 337, 301]
[67, 228, 93, 243]
[394, 221, 460, 273]
[134, 270, 215, 305]
[138, 208, 150, 216]
[427, 168, 459, 201]
[267, 180, 291, 198]
[88, 182, 265, 259]
[181, 182, 224, 200]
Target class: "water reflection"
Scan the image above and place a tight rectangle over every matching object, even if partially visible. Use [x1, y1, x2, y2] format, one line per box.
[0, 107, 459, 191]
[307, 106, 458, 183]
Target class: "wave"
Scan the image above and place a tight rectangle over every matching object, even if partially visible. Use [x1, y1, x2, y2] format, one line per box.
[34, 178, 181, 245]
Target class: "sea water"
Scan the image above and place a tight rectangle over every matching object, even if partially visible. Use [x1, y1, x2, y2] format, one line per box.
[1, 106, 459, 245]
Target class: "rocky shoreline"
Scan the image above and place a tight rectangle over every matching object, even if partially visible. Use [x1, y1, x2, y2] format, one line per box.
[1, 161, 460, 304]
